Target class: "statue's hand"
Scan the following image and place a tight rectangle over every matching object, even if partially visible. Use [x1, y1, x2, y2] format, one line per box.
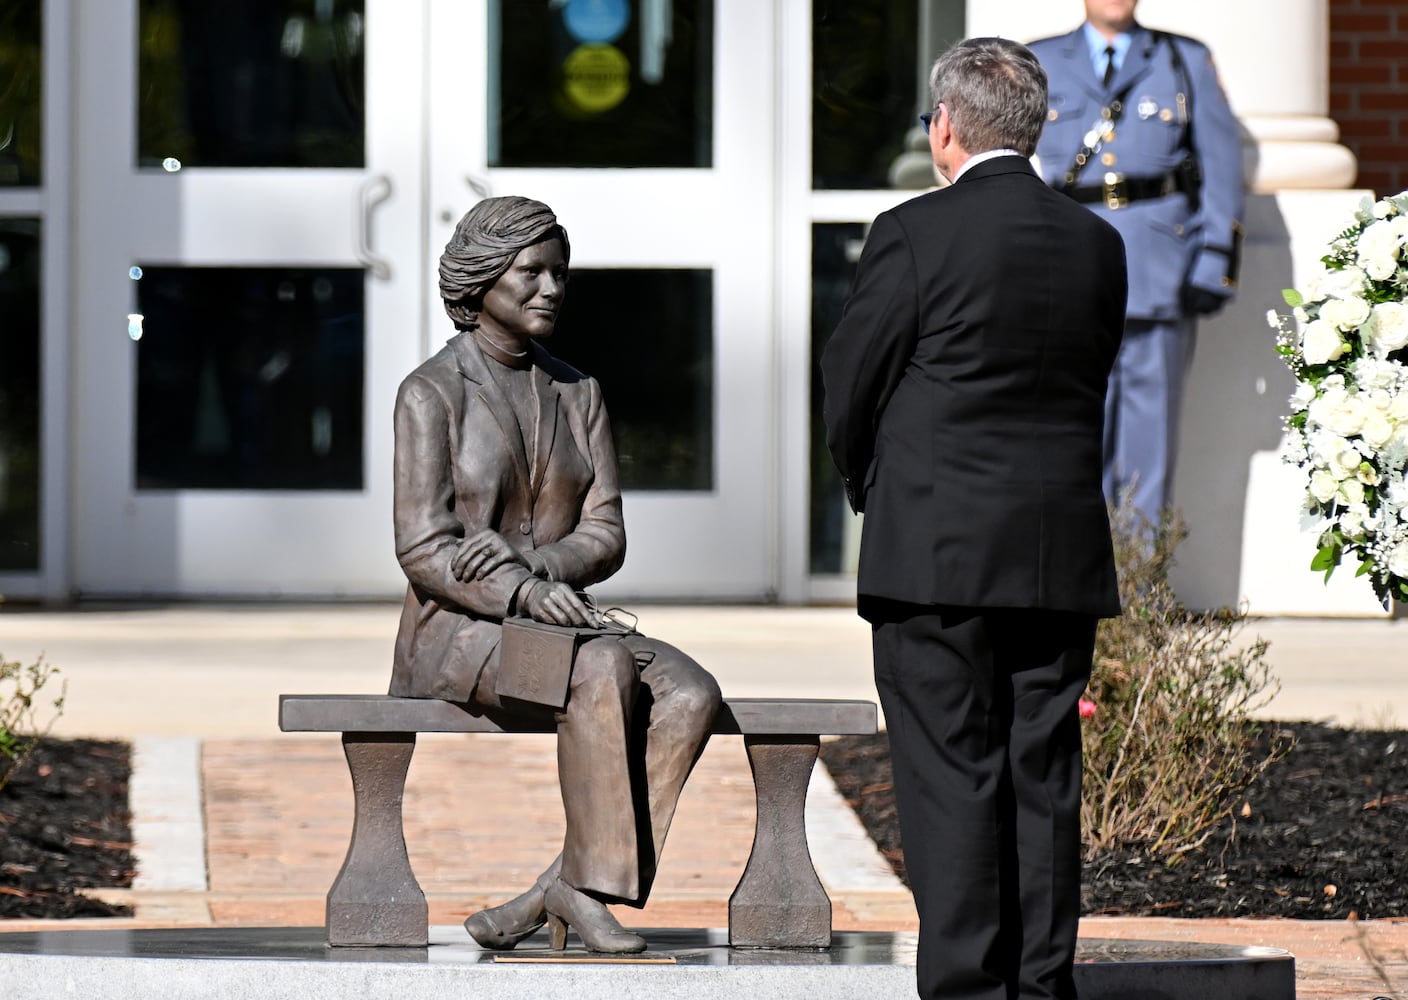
[521, 580, 593, 627]
[453, 529, 528, 581]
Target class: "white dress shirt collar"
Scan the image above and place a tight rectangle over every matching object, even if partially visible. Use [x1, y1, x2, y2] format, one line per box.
[952, 149, 1024, 183]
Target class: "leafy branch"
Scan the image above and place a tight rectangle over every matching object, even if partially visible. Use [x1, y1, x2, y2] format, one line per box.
[0, 652, 66, 794]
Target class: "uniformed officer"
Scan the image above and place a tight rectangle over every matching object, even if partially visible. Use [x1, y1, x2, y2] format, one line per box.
[1029, 0, 1245, 529]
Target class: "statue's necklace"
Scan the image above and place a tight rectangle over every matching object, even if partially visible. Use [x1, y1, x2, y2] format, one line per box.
[475, 329, 531, 369]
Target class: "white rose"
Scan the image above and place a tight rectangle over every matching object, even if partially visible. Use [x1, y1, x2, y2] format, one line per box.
[1301, 319, 1349, 365]
[1365, 302, 1408, 357]
[1340, 510, 1365, 538]
[1321, 266, 1370, 300]
[1353, 357, 1402, 390]
[1358, 220, 1402, 280]
[1321, 295, 1373, 331]
[1362, 410, 1396, 449]
[1391, 395, 1408, 423]
[1294, 306, 1310, 323]
[1306, 422, 1349, 458]
[1309, 391, 1368, 437]
[1309, 469, 1340, 503]
[1340, 479, 1366, 506]
[1389, 542, 1408, 580]
[1375, 199, 1396, 219]
[1358, 457, 1382, 484]
[1327, 442, 1364, 480]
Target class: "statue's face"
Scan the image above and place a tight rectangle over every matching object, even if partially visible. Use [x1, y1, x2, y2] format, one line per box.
[479, 238, 568, 341]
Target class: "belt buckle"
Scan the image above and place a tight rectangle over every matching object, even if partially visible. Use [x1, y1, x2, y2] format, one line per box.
[1102, 172, 1128, 210]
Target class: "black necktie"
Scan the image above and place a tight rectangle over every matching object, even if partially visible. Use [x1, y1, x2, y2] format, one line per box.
[1102, 45, 1117, 87]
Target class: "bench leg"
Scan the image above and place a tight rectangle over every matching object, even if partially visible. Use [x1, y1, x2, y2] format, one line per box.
[728, 735, 832, 948]
[327, 732, 428, 947]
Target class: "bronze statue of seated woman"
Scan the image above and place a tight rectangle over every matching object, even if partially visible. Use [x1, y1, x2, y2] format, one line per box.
[388, 195, 721, 954]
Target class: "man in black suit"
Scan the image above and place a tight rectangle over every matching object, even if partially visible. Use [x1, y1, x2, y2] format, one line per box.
[821, 37, 1127, 1000]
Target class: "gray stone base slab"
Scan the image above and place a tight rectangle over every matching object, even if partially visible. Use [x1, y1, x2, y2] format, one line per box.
[0, 926, 1295, 1000]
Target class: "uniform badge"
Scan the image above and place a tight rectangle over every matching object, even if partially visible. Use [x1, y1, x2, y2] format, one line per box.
[1137, 96, 1158, 120]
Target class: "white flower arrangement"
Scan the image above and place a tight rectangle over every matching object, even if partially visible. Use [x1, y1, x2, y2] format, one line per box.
[1269, 192, 1408, 608]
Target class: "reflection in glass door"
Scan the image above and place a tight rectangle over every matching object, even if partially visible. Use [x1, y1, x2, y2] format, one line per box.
[72, 0, 424, 596]
[0, 2, 49, 592]
[803, 0, 965, 594]
[0, 219, 41, 572]
[428, 0, 778, 599]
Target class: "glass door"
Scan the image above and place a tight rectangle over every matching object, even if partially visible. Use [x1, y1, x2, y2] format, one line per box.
[797, 0, 965, 601]
[72, 0, 425, 596]
[427, 0, 778, 599]
[0, 1, 48, 595]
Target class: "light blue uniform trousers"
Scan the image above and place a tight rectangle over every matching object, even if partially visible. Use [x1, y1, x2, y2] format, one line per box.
[1102, 316, 1196, 528]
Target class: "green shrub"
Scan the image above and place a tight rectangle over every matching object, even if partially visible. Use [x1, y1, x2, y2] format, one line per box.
[1081, 500, 1292, 859]
[0, 652, 66, 793]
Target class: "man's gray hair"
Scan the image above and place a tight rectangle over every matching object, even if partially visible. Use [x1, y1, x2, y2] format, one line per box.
[928, 37, 1048, 158]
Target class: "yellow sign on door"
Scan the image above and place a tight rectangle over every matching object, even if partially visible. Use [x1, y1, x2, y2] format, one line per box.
[562, 44, 631, 113]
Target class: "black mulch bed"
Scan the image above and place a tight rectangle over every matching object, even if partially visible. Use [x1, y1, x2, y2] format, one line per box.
[0, 739, 134, 919]
[821, 720, 1408, 920]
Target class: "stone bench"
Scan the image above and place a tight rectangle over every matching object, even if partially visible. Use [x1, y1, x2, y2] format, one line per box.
[278, 694, 878, 951]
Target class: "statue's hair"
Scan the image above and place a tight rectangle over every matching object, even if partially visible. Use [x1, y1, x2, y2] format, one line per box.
[439, 196, 571, 331]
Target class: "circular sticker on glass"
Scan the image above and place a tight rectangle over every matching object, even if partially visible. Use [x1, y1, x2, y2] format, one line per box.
[563, 0, 630, 45]
[562, 44, 631, 113]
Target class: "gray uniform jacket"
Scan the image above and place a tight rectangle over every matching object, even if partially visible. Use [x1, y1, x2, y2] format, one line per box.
[1029, 24, 1245, 321]
[388, 331, 625, 702]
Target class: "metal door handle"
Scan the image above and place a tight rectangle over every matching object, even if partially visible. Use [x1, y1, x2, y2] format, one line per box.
[355, 174, 393, 281]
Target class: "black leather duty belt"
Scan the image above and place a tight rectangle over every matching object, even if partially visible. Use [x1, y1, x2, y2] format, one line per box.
[1064, 172, 1185, 209]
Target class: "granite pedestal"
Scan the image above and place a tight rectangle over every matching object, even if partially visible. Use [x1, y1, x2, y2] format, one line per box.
[0, 926, 1295, 1000]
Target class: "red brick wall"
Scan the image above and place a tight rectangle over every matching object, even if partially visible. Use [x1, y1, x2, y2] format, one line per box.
[1330, 0, 1408, 196]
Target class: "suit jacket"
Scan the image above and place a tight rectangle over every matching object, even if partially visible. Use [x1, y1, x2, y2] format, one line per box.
[388, 331, 625, 701]
[821, 156, 1126, 618]
[1029, 24, 1245, 321]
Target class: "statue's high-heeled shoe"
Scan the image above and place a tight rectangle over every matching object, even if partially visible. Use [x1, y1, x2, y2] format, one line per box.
[463, 861, 559, 950]
[544, 876, 647, 954]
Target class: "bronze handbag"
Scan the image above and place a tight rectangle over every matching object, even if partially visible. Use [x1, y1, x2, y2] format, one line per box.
[496, 600, 638, 710]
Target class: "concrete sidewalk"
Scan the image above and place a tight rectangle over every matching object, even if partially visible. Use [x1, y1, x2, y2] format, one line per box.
[2, 604, 1408, 997]
[3, 603, 1407, 740]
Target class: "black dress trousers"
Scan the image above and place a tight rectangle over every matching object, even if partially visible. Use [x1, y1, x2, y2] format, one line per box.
[868, 600, 1096, 1000]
